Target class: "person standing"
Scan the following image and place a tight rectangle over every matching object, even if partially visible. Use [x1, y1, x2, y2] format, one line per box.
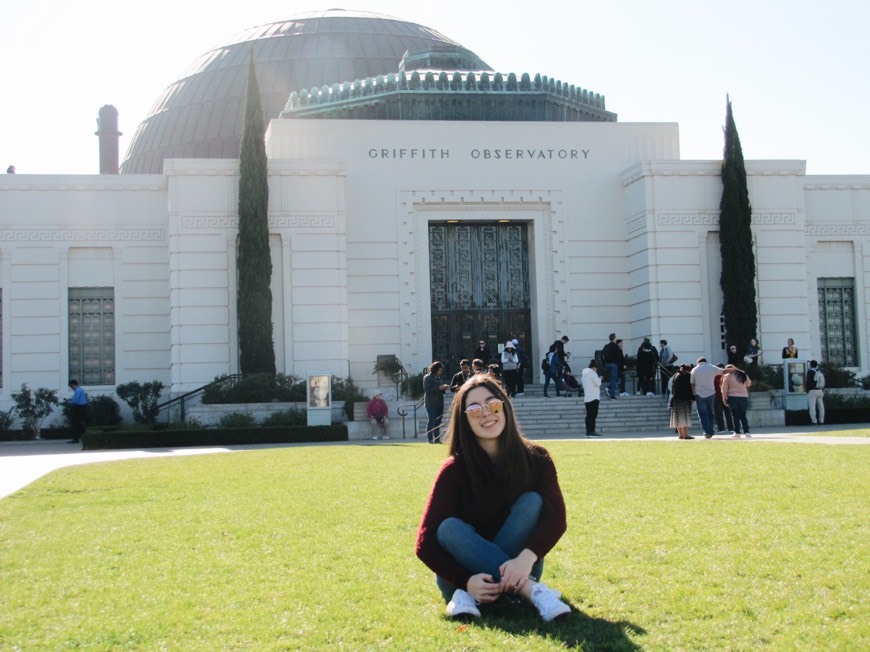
[744, 338, 761, 377]
[713, 368, 734, 434]
[366, 392, 390, 440]
[670, 365, 695, 439]
[721, 365, 752, 437]
[690, 357, 723, 438]
[415, 375, 571, 622]
[450, 359, 473, 392]
[635, 338, 659, 395]
[601, 334, 623, 399]
[581, 360, 603, 436]
[423, 362, 450, 443]
[806, 360, 826, 425]
[67, 379, 89, 444]
[472, 340, 491, 366]
[511, 338, 526, 396]
[726, 345, 742, 367]
[782, 338, 798, 359]
[501, 342, 520, 397]
[658, 339, 678, 394]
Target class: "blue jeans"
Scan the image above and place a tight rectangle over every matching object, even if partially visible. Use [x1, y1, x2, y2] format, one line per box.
[695, 394, 716, 435]
[606, 363, 619, 398]
[543, 367, 563, 396]
[728, 396, 749, 434]
[434, 491, 546, 601]
[426, 406, 443, 443]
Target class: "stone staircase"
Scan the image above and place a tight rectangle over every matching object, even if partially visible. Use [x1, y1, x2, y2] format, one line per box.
[443, 384, 674, 437]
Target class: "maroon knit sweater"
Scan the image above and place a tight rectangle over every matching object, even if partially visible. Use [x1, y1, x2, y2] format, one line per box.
[415, 449, 567, 590]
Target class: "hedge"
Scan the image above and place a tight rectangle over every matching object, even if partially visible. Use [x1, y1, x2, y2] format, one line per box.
[81, 425, 348, 450]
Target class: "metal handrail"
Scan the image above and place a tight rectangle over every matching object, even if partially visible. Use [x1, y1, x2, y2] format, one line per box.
[396, 396, 425, 439]
[155, 374, 244, 422]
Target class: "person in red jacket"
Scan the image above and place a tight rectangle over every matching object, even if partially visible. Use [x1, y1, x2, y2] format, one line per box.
[366, 392, 390, 440]
[415, 374, 571, 622]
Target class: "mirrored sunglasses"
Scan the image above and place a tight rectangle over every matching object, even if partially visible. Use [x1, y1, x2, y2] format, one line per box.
[464, 398, 504, 418]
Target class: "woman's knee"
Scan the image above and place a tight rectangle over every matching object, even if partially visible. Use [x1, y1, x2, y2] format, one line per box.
[514, 491, 543, 512]
[436, 517, 472, 547]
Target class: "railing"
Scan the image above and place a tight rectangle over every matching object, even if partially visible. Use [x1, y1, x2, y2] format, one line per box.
[396, 396, 425, 439]
[155, 374, 244, 423]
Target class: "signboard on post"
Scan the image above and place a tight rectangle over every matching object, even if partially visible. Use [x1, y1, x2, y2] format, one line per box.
[307, 373, 332, 426]
[783, 360, 809, 411]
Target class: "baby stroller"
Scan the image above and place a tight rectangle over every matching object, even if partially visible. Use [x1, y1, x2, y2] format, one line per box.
[561, 370, 580, 397]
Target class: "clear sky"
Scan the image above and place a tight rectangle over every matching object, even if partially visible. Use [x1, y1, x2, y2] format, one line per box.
[1, 0, 867, 175]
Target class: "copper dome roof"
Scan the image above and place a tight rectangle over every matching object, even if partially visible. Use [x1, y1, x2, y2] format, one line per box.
[121, 10, 490, 174]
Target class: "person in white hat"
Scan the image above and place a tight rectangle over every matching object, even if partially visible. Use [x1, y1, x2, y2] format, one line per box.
[501, 341, 520, 397]
[366, 391, 390, 439]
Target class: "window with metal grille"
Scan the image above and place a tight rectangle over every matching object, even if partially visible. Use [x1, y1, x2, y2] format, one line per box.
[69, 288, 115, 385]
[817, 278, 857, 366]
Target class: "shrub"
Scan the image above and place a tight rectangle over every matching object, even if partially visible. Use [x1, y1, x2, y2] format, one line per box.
[823, 393, 870, 409]
[261, 407, 306, 427]
[201, 374, 305, 404]
[218, 412, 257, 429]
[0, 407, 17, 432]
[818, 362, 859, 388]
[116, 381, 165, 424]
[331, 376, 367, 420]
[860, 375, 870, 391]
[62, 394, 122, 428]
[756, 364, 785, 389]
[402, 372, 424, 399]
[11, 384, 59, 438]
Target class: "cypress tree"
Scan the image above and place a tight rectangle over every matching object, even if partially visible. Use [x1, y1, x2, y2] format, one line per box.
[718, 96, 757, 354]
[237, 51, 276, 375]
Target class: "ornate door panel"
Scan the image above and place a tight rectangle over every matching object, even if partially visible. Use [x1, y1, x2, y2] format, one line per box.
[429, 223, 531, 378]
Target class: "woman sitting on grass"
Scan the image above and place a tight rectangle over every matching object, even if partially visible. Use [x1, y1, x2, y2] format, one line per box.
[415, 374, 571, 622]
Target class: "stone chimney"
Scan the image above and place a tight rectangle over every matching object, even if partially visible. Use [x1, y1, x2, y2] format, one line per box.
[95, 105, 122, 174]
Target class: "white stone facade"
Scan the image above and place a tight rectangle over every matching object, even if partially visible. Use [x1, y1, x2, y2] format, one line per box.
[1, 119, 868, 412]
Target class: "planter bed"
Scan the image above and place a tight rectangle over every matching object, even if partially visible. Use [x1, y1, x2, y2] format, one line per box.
[785, 408, 870, 426]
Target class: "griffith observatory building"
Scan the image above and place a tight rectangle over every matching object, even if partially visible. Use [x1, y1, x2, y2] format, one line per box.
[1, 10, 868, 410]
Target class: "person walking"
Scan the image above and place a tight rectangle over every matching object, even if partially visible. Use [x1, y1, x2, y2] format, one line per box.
[415, 374, 571, 622]
[581, 360, 603, 436]
[423, 362, 450, 443]
[658, 339, 678, 395]
[721, 365, 752, 437]
[670, 365, 695, 439]
[542, 344, 564, 398]
[601, 334, 623, 399]
[67, 379, 89, 444]
[806, 360, 826, 425]
[690, 357, 723, 438]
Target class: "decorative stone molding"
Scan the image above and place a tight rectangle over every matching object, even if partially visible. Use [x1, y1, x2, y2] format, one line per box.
[0, 229, 166, 242]
[807, 224, 870, 237]
[179, 215, 337, 229]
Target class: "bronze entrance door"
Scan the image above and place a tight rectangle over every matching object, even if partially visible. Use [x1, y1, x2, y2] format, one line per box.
[429, 222, 531, 379]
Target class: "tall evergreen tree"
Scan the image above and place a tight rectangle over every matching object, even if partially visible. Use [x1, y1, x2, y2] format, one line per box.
[719, 96, 757, 354]
[237, 51, 276, 374]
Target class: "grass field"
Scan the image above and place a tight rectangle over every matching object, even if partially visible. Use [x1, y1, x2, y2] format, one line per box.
[1, 440, 867, 651]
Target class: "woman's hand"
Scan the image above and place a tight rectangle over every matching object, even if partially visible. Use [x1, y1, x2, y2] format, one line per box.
[466, 573, 501, 603]
[498, 549, 537, 594]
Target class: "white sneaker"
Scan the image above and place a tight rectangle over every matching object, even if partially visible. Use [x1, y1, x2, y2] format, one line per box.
[731, 433, 741, 439]
[446, 589, 480, 619]
[530, 582, 570, 622]
[646, 392, 656, 397]
[744, 433, 752, 438]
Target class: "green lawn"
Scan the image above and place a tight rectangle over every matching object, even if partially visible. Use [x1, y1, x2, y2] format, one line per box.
[1, 441, 867, 651]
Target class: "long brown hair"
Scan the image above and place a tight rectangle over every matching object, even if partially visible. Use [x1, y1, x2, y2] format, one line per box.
[444, 375, 541, 501]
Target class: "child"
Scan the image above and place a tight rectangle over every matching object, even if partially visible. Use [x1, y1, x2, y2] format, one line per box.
[415, 375, 571, 621]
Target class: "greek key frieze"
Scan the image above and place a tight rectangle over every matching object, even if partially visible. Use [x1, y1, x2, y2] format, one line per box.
[657, 214, 718, 227]
[752, 213, 796, 226]
[0, 229, 166, 241]
[179, 215, 336, 229]
[807, 224, 870, 237]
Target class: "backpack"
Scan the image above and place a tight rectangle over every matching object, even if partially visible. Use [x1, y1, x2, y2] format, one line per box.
[813, 370, 825, 389]
[541, 356, 549, 372]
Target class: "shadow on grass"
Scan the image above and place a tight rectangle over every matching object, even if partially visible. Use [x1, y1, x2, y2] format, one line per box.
[458, 600, 645, 650]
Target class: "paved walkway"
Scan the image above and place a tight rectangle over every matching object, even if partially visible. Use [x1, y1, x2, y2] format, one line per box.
[1, 425, 867, 500]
